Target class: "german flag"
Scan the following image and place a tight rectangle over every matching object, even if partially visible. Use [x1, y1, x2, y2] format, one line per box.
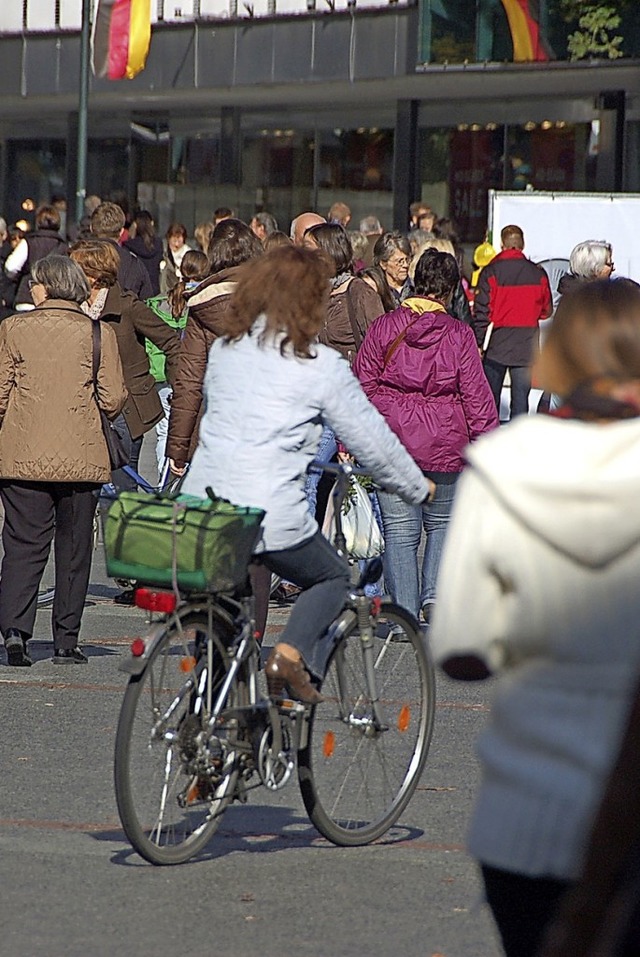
[500, 0, 551, 62]
[92, 0, 152, 81]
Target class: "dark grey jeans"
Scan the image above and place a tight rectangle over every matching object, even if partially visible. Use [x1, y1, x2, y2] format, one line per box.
[261, 531, 351, 680]
[483, 358, 531, 419]
[111, 413, 144, 491]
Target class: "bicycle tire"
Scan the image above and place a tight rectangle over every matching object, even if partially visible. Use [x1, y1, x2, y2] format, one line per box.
[114, 608, 242, 865]
[298, 601, 435, 846]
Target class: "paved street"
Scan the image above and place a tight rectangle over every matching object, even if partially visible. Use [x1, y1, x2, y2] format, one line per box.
[0, 442, 502, 957]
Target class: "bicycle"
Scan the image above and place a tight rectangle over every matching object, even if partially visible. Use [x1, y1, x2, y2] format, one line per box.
[113, 462, 436, 865]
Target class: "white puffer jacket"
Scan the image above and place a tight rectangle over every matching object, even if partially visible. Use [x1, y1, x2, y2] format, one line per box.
[182, 317, 429, 552]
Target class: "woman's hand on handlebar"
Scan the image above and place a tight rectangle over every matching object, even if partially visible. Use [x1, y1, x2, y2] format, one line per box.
[169, 458, 188, 477]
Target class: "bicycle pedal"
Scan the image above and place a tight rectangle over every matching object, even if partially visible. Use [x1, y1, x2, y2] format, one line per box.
[277, 698, 308, 716]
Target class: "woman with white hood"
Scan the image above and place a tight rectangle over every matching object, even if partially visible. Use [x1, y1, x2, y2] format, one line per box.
[430, 278, 640, 957]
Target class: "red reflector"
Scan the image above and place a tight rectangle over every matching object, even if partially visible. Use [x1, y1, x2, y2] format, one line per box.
[134, 588, 177, 614]
[130, 638, 146, 657]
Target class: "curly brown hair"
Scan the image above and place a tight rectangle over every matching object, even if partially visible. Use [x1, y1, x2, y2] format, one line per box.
[223, 245, 331, 358]
[69, 239, 120, 288]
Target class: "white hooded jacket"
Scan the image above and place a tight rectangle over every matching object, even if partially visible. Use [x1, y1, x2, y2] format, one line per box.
[430, 413, 640, 880]
[182, 317, 429, 552]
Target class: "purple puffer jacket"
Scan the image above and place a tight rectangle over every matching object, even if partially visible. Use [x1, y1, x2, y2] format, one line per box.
[353, 303, 498, 472]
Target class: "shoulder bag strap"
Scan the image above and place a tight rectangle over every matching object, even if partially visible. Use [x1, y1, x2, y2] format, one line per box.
[343, 279, 363, 353]
[91, 318, 101, 398]
[382, 314, 422, 371]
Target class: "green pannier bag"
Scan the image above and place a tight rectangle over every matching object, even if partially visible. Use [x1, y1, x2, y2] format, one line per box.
[103, 491, 265, 593]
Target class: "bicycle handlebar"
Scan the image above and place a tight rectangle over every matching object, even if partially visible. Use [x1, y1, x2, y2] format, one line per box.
[307, 460, 375, 558]
[307, 460, 372, 479]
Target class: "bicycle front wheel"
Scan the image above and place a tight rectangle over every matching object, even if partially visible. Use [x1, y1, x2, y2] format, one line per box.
[114, 609, 241, 865]
[298, 601, 435, 846]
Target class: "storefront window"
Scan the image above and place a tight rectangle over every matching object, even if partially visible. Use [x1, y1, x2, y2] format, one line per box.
[419, 120, 591, 244]
[6, 140, 66, 226]
[421, 0, 640, 64]
[318, 129, 393, 192]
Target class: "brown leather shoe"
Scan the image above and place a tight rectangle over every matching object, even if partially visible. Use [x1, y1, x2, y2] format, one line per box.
[265, 650, 324, 705]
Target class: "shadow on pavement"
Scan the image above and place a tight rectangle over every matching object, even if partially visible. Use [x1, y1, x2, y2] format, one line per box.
[95, 804, 424, 867]
[0, 641, 120, 665]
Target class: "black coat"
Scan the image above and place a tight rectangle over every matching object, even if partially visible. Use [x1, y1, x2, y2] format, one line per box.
[109, 240, 153, 300]
[14, 229, 68, 306]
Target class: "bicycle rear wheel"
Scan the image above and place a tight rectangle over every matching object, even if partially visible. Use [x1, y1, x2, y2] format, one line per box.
[114, 608, 241, 865]
[298, 601, 435, 846]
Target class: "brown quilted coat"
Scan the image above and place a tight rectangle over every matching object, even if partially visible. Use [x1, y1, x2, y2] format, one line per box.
[166, 266, 242, 465]
[0, 300, 127, 482]
[99, 283, 181, 440]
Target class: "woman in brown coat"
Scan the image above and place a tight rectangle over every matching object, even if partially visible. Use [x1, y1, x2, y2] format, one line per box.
[301, 222, 384, 516]
[303, 222, 384, 363]
[166, 218, 263, 470]
[165, 219, 269, 632]
[70, 239, 181, 490]
[0, 256, 126, 667]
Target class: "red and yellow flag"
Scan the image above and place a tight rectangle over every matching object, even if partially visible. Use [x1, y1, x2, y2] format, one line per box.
[500, 0, 550, 62]
[92, 0, 152, 81]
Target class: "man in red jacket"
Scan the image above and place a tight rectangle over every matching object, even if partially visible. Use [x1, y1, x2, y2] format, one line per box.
[473, 224, 552, 419]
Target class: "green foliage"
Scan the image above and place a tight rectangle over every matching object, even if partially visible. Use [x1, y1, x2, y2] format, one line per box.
[431, 33, 475, 65]
[567, 6, 623, 59]
[342, 474, 375, 515]
[558, 0, 630, 15]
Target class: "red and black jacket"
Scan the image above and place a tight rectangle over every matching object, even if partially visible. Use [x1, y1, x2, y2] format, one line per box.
[473, 249, 552, 365]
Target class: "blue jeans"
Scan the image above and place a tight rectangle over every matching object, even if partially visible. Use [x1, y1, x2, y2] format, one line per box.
[377, 475, 458, 618]
[304, 424, 338, 517]
[483, 359, 531, 419]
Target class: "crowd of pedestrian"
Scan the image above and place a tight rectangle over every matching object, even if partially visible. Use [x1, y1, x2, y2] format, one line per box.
[0, 188, 638, 957]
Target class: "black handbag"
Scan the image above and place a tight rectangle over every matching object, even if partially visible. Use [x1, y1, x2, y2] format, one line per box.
[91, 318, 129, 471]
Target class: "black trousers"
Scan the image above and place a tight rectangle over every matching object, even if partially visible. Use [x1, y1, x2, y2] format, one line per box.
[0, 481, 99, 650]
[481, 864, 570, 957]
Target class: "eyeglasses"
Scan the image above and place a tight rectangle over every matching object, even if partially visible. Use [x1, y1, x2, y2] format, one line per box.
[606, 261, 615, 269]
[387, 256, 409, 268]
[28, 279, 41, 289]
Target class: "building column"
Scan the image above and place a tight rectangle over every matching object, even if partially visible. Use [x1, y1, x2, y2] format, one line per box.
[596, 90, 625, 192]
[0, 138, 7, 220]
[418, 0, 431, 65]
[66, 112, 79, 222]
[219, 106, 241, 185]
[392, 99, 419, 232]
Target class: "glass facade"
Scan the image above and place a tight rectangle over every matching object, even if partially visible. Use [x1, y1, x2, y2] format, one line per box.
[422, 0, 640, 65]
[416, 120, 596, 242]
[1, 114, 611, 243]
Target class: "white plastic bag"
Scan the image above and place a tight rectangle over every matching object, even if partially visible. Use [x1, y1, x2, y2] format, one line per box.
[322, 477, 384, 559]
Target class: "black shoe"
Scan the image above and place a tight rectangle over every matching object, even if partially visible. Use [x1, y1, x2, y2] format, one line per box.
[113, 589, 135, 606]
[4, 629, 32, 667]
[52, 647, 88, 665]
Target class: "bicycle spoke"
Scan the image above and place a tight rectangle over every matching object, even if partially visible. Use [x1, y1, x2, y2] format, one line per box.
[114, 610, 241, 865]
[298, 602, 435, 845]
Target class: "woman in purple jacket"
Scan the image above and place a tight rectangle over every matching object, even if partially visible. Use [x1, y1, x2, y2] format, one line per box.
[353, 249, 498, 624]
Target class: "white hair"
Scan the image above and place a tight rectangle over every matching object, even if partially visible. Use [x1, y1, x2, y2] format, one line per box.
[569, 240, 612, 280]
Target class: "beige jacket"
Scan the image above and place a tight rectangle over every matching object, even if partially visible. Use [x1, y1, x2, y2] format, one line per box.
[0, 300, 127, 482]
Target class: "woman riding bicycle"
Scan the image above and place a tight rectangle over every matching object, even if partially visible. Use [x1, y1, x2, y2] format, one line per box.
[181, 244, 433, 704]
